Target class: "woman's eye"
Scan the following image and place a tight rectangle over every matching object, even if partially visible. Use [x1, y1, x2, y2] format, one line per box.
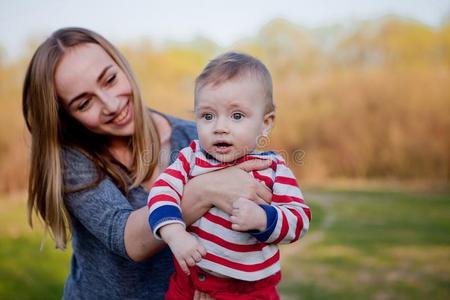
[78, 98, 92, 111]
[106, 74, 116, 85]
[232, 112, 244, 120]
[202, 113, 214, 121]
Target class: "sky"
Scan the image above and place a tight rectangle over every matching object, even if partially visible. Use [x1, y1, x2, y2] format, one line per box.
[1, 0, 449, 61]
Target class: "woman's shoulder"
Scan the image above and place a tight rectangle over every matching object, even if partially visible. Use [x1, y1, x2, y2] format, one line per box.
[61, 146, 99, 190]
[155, 112, 198, 163]
[151, 110, 197, 145]
[165, 114, 197, 140]
[61, 146, 95, 168]
[149, 109, 197, 140]
[62, 146, 85, 159]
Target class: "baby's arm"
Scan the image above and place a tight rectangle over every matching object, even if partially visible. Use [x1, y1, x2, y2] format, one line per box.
[231, 157, 311, 244]
[148, 141, 206, 274]
[263, 159, 311, 244]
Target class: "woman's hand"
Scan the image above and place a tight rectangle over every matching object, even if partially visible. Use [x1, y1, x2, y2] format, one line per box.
[181, 159, 272, 224]
[207, 160, 273, 213]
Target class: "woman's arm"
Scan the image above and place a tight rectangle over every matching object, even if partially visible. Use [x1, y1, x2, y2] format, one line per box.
[181, 159, 273, 222]
[125, 159, 273, 262]
[124, 207, 166, 262]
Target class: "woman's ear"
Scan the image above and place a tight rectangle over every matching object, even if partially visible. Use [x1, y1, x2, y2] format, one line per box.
[262, 112, 275, 136]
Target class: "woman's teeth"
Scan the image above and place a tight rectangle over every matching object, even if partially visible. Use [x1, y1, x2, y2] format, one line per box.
[113, 106, 128, 124]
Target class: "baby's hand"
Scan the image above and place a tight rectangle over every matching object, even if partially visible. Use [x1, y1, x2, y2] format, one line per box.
[160, 224, 207, 275]
[230, 197, 267, 232]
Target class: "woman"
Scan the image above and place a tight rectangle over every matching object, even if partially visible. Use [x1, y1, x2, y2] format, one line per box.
[22, 27, 272, 299]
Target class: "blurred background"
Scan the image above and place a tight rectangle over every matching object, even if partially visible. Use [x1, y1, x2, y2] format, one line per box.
[0, 0, 449, 299]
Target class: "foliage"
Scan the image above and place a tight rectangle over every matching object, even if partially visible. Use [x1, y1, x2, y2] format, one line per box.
[0, 16, 449, 192]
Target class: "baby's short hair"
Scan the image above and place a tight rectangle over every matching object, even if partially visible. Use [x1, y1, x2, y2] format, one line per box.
[195, 52, 275, 113]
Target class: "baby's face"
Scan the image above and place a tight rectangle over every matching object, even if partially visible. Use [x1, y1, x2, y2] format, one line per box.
[195, 75, 273, 163]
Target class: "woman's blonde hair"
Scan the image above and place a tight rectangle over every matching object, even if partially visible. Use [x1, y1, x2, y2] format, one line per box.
[22, 27, 160, 249]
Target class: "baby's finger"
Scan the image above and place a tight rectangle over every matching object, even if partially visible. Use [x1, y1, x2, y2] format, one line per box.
[192, 251, 202, 262]
[194, 290, 209, 300]
[198, 245, 207, 256]
[252, 195, 267, 205]
[229, 215, 239, 224]
[179, 260, 190, 275]
[231, 223, 241, 231]
[199, 292, 211, 300]
[194, 291, 208, 300]
[193, 290, 200, 300]
[186, 256, 196, 267]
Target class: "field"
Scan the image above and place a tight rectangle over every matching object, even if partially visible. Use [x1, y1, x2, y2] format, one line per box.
[1, 188, 449, 299]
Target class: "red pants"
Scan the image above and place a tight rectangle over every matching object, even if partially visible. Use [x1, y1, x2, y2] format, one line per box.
[165, 259, 281, 300]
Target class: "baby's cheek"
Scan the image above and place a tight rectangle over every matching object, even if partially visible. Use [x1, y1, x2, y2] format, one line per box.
[196, 126, 207, 138]
[197, 130, 211, 148]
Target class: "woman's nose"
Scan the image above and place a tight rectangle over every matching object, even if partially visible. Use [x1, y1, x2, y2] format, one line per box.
[99, 92, 120, 115]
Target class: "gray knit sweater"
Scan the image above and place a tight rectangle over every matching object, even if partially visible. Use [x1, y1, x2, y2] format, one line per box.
[62, 114, 197, 300]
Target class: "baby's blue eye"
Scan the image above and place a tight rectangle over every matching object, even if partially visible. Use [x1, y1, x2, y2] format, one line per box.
[203, 113, 214, 120]
[232, 112, 244, 120]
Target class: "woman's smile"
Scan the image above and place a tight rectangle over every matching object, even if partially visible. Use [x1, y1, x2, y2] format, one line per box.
[109, 100, 133, 126]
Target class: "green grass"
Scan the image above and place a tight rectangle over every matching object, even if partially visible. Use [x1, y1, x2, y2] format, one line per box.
[0, 193, 71, 300]
[279, 188, 450, 300]
[0, 189, 449, 299]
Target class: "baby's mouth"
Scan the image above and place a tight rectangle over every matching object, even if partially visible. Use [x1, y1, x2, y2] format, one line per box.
[213, 142, 233, 155]
[214, 142, 232, 148]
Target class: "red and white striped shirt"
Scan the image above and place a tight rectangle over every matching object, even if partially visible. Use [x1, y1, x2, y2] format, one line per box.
[148, 140, 311, 281]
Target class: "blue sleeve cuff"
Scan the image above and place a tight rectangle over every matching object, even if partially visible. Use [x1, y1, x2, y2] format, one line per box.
[149, 205, 184, 239]
[249, 204, 278, 242]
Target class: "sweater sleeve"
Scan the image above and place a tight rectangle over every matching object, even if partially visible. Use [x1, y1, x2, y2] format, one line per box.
[147, 140, 197, 239]
[257, 157, 311, 244]
[62, 148, 133, 260]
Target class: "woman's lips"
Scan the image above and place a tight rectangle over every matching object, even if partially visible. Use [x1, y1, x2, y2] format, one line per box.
[111, 102, 131, 125]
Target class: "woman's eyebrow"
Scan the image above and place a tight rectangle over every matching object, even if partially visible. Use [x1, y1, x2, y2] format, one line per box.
[67, 65, 114, 107]
[68, 92, 87, 108]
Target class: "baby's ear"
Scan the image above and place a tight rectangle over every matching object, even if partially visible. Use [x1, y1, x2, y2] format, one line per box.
[263, 112, 275, 135]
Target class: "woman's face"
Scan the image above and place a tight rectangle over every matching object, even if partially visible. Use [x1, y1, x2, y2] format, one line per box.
[55, 43, 134, 139]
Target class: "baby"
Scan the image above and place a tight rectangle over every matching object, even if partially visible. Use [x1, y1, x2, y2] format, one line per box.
[148, 52, 311, 299]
